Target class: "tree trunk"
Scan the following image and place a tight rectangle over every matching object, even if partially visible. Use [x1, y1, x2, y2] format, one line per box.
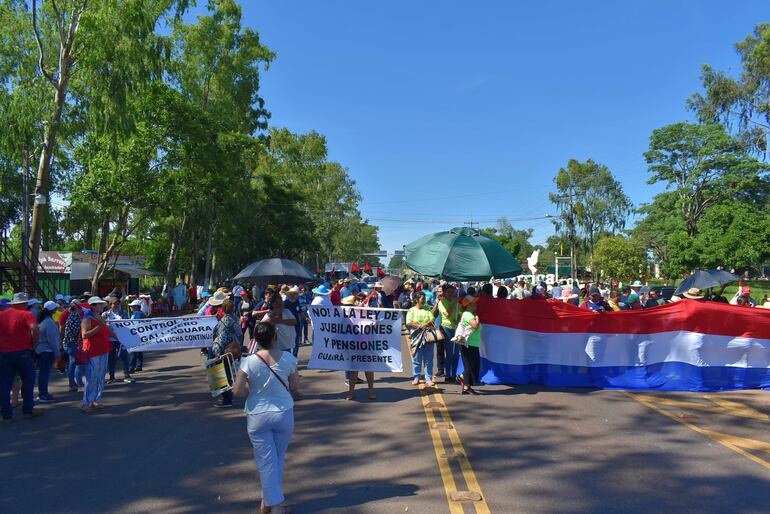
[203, 207, 215, 288]
[90, 218, 111, 293]
[164, 212, 187, 295]
[190, 228, 198, 288]
[208, 251, 217, 289]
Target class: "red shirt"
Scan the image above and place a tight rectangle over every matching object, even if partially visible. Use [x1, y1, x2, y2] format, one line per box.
[0, 308, 37, 352]
[330, 287, 342, 306]
[83, 319, 111, 357]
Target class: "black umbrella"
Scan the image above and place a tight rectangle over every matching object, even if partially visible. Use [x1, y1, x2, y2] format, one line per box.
[674, 270, 740, 295]
[234, 258, 314, 285]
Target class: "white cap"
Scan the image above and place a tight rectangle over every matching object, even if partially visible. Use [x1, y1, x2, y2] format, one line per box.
[87, 296, 107, 305]
[54, 294, 65, 301]
[43, 300, 59, 311]
[129, 299, 143, 307]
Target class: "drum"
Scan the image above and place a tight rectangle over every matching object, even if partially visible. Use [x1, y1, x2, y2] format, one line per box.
[204, 352, 234, 397]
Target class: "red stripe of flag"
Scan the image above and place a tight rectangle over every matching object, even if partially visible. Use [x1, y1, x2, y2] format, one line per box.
[477, 297, 770, 339]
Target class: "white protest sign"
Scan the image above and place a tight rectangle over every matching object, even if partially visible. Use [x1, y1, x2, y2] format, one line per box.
[307, 305, 403, 372]
[109, 316, 218, 352]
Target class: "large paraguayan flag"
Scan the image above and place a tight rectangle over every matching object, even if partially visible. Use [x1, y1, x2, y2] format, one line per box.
[477, 297, 770, 391]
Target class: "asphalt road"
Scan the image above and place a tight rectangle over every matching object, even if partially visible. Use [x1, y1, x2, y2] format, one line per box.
[2, 334, 770, 513]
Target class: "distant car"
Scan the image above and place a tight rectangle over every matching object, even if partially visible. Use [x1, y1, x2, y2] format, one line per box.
[650, 286, 676, 301]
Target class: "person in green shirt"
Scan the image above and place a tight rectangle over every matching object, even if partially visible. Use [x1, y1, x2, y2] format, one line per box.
[432, 284, 459, 382]
[406, 292, 436, 388]
[458, 295, 481, 395]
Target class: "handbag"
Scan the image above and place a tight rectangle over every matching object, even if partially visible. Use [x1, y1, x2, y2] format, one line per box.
[75, 347, 89, 365]
[422, 326, 445, 343]
[225, 340, 242, 360]
[256, 353, 290, 392]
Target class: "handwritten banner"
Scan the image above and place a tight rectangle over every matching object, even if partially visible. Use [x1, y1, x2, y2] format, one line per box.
[307, 306, 403, 372]
[109, 316, 218, 352]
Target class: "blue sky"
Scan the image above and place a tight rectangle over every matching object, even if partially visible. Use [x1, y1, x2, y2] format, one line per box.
[236, 1, 764, 254]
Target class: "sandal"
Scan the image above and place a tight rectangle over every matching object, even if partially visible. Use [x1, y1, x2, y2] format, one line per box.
[367, 391, 377, 401]
[425, 380, 435, 388]
[80, 405, 91, 413]
[346, 393, 354, 401]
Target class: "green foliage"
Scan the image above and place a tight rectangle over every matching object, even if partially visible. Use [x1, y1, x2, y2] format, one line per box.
[0, 0, 379, 290]
[644, 122, 766, 237]
[592, 236, 648, 282]
[548, 158, 631, 279]
[688, 23, 770, 153]
[480, 218, 537, 263]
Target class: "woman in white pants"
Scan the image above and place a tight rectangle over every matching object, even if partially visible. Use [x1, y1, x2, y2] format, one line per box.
[233, 322, 299, 514]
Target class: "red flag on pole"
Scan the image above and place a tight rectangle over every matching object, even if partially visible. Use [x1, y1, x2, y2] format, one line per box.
[351, 262, 361, 273]
[376, 267, 385, 278]
[363, 262, 372, 273]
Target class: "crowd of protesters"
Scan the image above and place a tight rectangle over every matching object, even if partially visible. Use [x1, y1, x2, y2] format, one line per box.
[2, 273, 767, 513]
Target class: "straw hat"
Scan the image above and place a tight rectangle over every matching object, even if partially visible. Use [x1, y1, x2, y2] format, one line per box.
[682, 288, 704, 300]
[341, 295, 356, 306]
[374, 282, 383, 289]
[460, 295, 479, 307]
[208, 290, 228, 306]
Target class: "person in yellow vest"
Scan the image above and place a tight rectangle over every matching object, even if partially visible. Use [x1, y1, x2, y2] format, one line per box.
[432, 283, 460, 383]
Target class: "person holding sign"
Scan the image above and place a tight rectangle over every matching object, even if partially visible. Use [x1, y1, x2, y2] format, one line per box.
[343, 295, 376, 401]
[233, 323, 298, 514]
[80, 297, 114, 412]
[407, 292, 436, 388]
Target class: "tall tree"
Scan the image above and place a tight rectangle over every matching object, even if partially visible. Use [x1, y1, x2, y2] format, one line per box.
[689, 23, 770, 154]
[549, 159, 631, 276]
[644, 122, 766, 237]
[26, 0, 87, 266]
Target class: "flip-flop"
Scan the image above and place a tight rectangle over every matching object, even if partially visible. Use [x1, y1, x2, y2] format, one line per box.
[80, 405, 91, 413]
[367, 392, 377, 401]
[346, 394, 354, 401]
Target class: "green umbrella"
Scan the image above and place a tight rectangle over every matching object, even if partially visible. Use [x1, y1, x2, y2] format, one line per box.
[404, 227, 523, 281]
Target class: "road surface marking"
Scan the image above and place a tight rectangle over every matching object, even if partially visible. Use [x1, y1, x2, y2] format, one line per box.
[625, 391, 770, 471]
[420, 384, 492, 514]
[419, 385, 464, 514]
[631, 393, 768, 421]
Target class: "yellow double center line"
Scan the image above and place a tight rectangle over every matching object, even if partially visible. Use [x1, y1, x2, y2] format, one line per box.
[419, 384, 491, 513]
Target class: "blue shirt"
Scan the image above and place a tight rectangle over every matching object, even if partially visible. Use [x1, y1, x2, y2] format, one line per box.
[36, 317, 60, 356]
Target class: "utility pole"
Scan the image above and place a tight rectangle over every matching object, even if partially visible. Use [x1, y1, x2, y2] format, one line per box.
[567, 181, 577, 284]
[464, 217, 479, 229]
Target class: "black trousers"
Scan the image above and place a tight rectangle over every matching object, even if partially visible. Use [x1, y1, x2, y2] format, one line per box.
[460, 345, 481, 386]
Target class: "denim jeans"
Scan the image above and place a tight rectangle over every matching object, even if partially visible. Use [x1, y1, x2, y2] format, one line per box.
[108, 342, 130, 379]
[292, 330, 301, 357]
[411, 342, 435, 381]
[83, 353, 108, 406]
[438, 326, 459, 377]
[0, 350, 36, 419]
[129, 352, 144, 371]
[65, 346, 86, 389]
[36, 351, 55, 396]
